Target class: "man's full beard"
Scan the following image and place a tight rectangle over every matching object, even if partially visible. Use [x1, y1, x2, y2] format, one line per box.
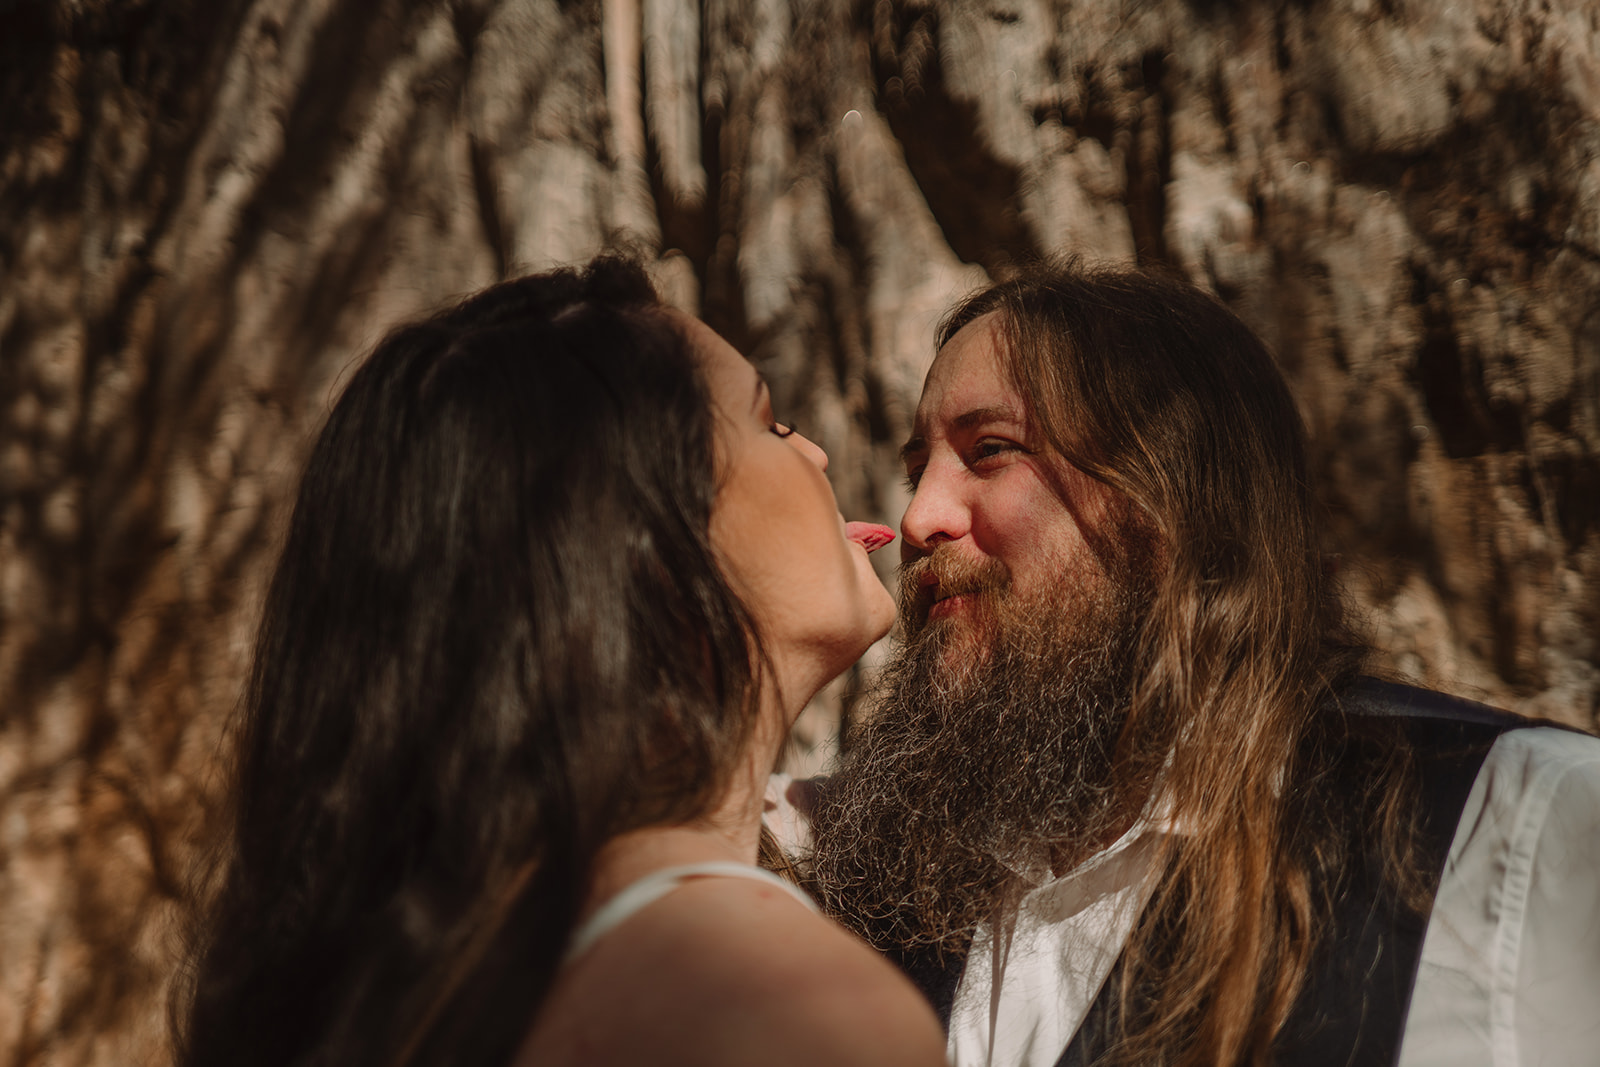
[806, 546, 1150, 959]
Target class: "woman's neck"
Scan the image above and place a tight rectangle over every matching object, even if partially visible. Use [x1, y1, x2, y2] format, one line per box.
[582, 815, 751, 926]
[583, 682, 797, 912]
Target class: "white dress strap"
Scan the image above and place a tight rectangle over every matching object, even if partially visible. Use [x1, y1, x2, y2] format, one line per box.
[563, 861, 818, 965]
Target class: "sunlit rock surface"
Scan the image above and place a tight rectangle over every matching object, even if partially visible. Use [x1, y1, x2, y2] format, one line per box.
[2, 0, 1597, 1062]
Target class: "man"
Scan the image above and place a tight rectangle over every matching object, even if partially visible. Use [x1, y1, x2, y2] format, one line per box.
[802, 263, 1600, 1066]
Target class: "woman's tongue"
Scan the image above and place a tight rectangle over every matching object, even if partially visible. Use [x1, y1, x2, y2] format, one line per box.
[845, 522, 896, 553]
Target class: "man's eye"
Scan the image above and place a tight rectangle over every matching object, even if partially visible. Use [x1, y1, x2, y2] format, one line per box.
[970, 438, 1020, 463]
[903, 466, 924, 491]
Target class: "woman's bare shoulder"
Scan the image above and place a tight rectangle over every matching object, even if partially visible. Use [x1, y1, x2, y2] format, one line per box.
[675, 875, 947, 1062]
[523, 873, 946, 1067]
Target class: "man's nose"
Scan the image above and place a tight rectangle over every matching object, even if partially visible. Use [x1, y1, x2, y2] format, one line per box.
[900, 466, 968, 557]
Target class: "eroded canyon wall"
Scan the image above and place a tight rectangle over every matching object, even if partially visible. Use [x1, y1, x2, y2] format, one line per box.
[2, 0, 1598, 1062]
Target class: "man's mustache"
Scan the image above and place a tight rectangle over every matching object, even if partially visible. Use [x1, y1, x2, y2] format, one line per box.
[898, 547, 1011, 626]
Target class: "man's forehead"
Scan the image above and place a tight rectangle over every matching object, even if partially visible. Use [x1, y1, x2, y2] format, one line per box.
[904, 318, 1031, 455]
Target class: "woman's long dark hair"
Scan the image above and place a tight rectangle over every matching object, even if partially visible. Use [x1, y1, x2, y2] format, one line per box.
[177, 259, 762, 1067]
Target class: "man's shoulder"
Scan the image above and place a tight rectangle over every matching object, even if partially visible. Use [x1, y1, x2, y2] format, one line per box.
[1338, 677, 1599, 752]
[1474, 717, 1600, 789]
[1335, 675, 1600, 784]
[1337, 677, 1538, 729]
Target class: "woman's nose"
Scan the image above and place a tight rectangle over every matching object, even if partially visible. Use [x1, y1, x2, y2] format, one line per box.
[787, 430, 829, 472]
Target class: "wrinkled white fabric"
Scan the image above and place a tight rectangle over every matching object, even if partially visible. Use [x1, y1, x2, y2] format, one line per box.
[945, 829, 1160, 1067]
[1402, 727, 1600, 1067]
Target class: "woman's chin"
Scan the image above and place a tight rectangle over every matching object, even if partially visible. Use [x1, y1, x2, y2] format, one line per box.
[850, 546, 898, 643]
[865, 587, 898, 645]
[834, 596, 897, 678]
[805, 619, 890, 691]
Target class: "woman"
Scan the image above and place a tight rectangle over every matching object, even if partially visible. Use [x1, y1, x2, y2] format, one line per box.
[178, 259, 945, 1067]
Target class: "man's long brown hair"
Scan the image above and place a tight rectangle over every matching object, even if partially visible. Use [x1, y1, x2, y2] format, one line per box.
[933, 261, 1415, 1066]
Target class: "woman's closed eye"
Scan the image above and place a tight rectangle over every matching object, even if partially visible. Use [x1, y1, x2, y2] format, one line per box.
[771, 421, 798, 439]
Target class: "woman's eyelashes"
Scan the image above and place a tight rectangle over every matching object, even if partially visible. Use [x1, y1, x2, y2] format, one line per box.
[771, 420, 798, 439]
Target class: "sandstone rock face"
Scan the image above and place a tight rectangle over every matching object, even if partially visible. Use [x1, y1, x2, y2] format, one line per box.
[2, 0, 1596, 1062]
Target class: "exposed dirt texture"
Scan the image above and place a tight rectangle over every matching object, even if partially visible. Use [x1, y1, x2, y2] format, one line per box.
[2, 0, 1597, 1062]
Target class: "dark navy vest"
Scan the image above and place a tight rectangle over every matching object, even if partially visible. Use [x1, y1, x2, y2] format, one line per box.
[898, 679, 1537, 1067]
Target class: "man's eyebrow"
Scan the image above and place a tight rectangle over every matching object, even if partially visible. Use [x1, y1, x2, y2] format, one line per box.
[950, 405, 1024, 432]
[900, 405, 1026, 463]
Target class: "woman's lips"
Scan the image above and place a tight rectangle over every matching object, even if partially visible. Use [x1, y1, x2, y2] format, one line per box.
[845, 521, 896, 553]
